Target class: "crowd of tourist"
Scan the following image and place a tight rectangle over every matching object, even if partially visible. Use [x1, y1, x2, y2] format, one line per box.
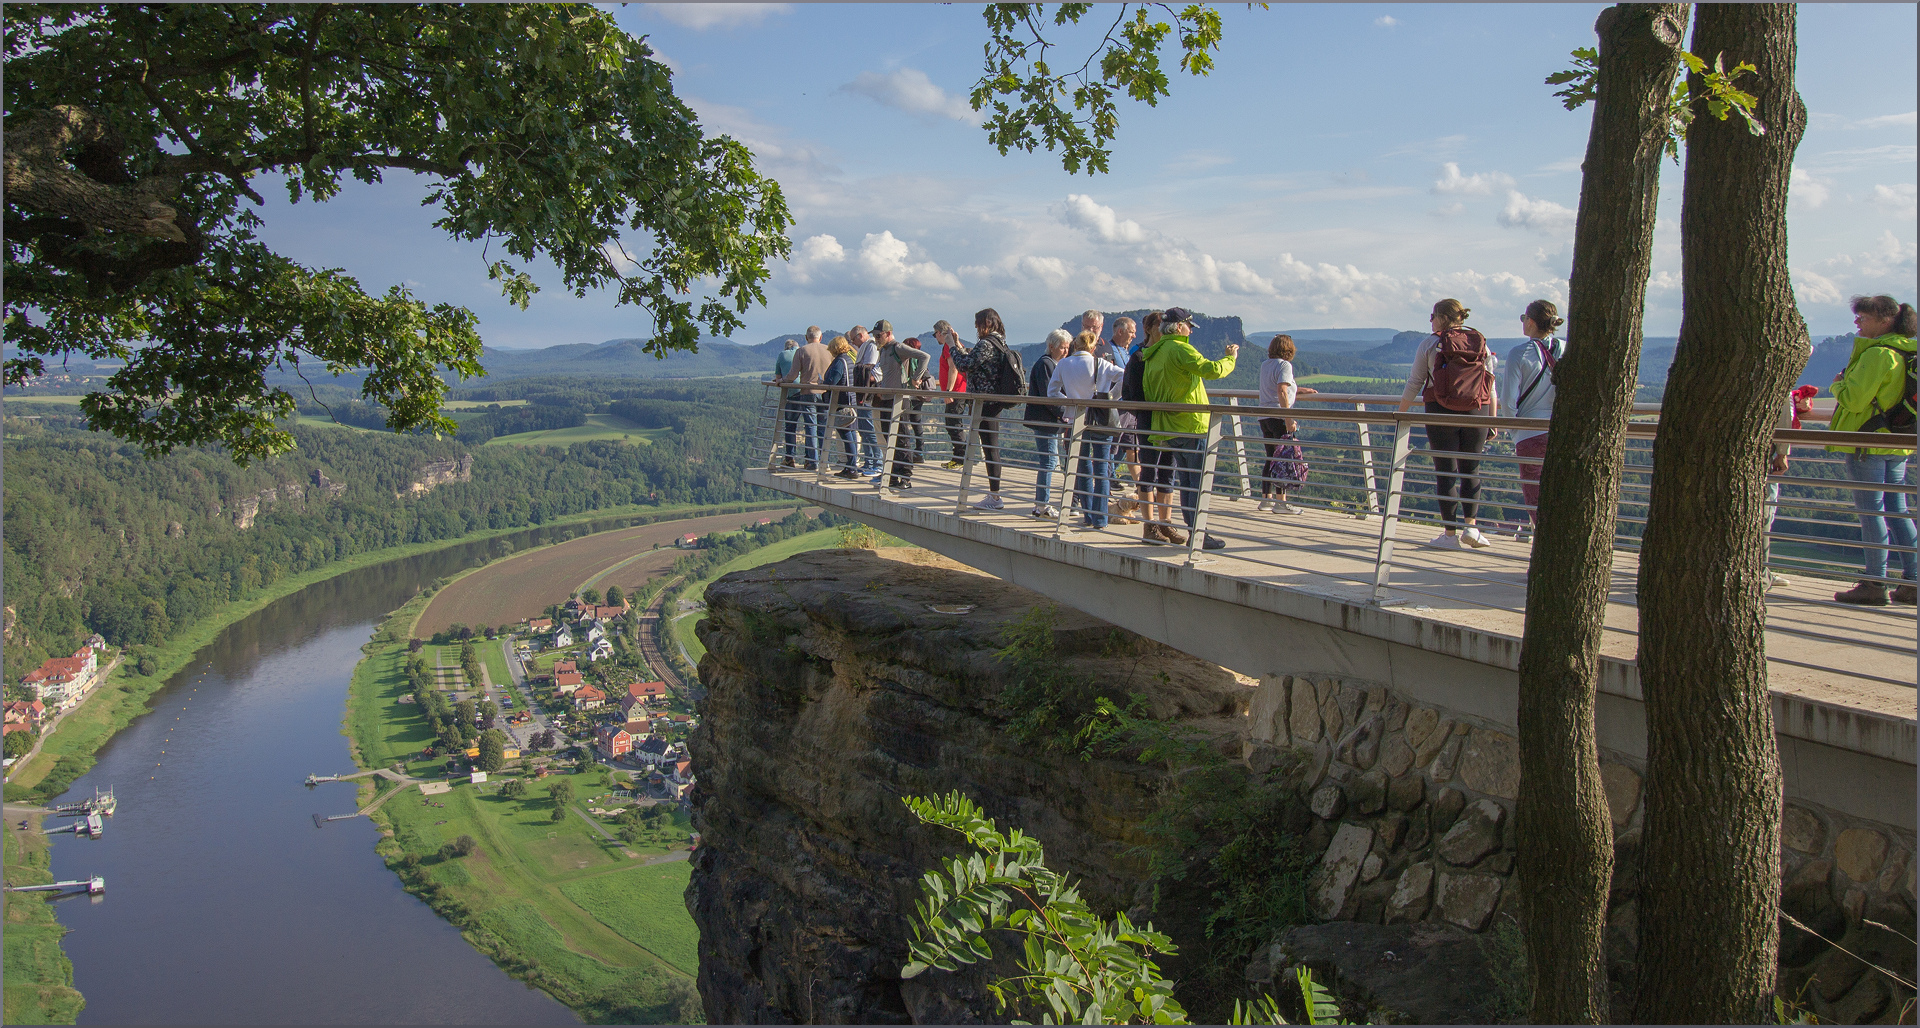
[770, 294, 1916, 599]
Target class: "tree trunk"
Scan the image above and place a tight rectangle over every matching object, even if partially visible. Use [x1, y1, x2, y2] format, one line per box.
[1635, 5, 1807, 1022]
[1516, 6, 1687, 1023]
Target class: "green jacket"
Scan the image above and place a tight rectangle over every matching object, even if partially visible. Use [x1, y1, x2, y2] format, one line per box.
[1829, 332, 1916, 455]
[1143, 333, 1235, 443]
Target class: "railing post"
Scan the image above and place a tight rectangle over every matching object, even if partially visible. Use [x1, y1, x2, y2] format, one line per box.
[1185, 418, 1225, 565]
[819, 389, 840, 484]
[881, 390, 905, 489]
[1228, 396, 1252, 500]
[1054, 406, 1085, 539]
[766, 384, 789, 471]
[953, 400, 987, 515]
[1354, 402, 1379, 512]
[1371, 417, 1414, 601]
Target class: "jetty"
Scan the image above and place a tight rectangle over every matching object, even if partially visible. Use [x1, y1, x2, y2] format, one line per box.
[309, 767, 426, 826]
[47, 786, 115, 817]
[6, 876, 104, 895]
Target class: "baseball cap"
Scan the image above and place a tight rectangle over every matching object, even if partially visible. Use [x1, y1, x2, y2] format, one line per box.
[872, 318, 894, 335]
[1162, 306, 1194, 325]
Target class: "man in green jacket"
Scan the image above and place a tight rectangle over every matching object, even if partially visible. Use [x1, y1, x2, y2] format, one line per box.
[1828, 295, 1918, 605]
[1142, 306, 1237, 550]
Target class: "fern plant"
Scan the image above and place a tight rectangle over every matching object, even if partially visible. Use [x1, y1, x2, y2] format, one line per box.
[900, 791, 1351, 1025]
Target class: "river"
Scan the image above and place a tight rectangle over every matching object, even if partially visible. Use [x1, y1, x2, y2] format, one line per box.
[38, 514, 673, 1024]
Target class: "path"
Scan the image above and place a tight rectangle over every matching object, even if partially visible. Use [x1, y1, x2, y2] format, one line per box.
[4, 652, 123, 785]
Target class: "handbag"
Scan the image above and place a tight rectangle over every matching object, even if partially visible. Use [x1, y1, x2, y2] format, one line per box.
[1264, 436, 1310, 486]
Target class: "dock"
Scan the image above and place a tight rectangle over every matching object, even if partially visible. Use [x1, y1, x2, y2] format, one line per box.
[6, 876, 104, 895]
[47, 786, 116, 818]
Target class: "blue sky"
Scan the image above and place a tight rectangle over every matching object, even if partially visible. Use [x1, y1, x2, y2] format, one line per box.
[255, 2, 1917, 348]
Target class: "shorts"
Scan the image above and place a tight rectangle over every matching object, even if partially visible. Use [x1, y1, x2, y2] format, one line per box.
[1139, 443, 1179, 488]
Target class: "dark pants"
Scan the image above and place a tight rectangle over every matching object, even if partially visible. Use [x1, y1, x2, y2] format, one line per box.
[905, 399, 926, 456]
[1515, 433, 1548, 516]
[1258, 416, 1290, 497]
[1424, 402, 1488, 527]
[877, 406, 915, 482]
[944, 399, 970, 460]
[976, 403, 1010, 494]
[1166, 436, 1204, 529]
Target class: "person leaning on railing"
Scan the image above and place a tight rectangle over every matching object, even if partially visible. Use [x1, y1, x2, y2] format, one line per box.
[1396, 298, 1500, 550]
[1050, 331, 1126, 529]
[947, 308, 1023, 510]
[934, 319, 971, 469]
[1255, 333, 1317, 516]
[1142, 305, 1236, 550]
[778, 326, 830, 470]
[1498, 300, 1565, 543]
[1025, 330, 1071, 519]
[874, 321, 930, 490]
[1828, 294, 1919, 606]
[822, 336, 862, 478]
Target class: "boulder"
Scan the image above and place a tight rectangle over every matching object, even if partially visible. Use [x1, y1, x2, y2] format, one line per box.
[1599, 762, 1640, 834]
[1290, 678, 1323, 743]
[1260, 920, 1501, 1025]
[1310, 783, 1347, 820]
[1380, 733, 1415, 777]
[1377, 814, 1408, 852]
[1436, 798, 1505, 867]
[1836, 828, 1889, 883]
[1456, 729, 1519, 800]
[1351, 768, 1389, 815]
[1434, 872, 1503, 932]
[1309, 823, 1375, 920]
[1320, 694, 1345, 741]
[1408, 711, 1450, 767]
[1248, 676, 1289, 744]
[1386, 772, 1425, 812]
[1361, 852, 1385, 884]
[1429, 733, 1464, 783]
[1350, 717, 1383, 771]
[1430, 786, 1467, 834]
[1781, 803, 1827, 855]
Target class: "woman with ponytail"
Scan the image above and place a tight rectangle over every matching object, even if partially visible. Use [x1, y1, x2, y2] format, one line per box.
[1500, 299, 1566, 542]
[1829, 294, 1918, 605]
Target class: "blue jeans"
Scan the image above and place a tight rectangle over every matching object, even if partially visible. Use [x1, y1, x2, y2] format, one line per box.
[855, 406, 879, 469]
[1074, 434, 1112, 526]
[783, 395, 820, 464]
[1846, 453, 1919, 582]
[1166, 436, 1204, 530]
[1032, 427, 1063, 505]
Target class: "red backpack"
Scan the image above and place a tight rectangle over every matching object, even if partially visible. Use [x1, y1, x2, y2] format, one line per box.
[1423, 327, 1494, 412]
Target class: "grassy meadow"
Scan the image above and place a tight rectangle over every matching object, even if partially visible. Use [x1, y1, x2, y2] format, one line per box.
[482, 413, 673, 448]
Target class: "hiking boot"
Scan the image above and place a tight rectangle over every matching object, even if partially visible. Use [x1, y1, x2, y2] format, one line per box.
[1142, 523, 1167, 545]
[782, 457, 797, 468]
[1895, 584, 1917, 605]
[835, 468, 860, 480]
[1157, 525, 1189, 546]
[1834, 581, 1890, 606]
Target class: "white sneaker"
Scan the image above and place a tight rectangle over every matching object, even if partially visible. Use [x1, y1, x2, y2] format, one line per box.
[1031, 505, 1060, 519]
[1273, 502, 1303, 515]
[972, 493, 1005, 510]
[1513, 527, 1533, 542]
[1461, 527, 1492, 549]
[1766, 571, 1791, 590]
[1255, 499, 1273, 511]
[1426, 532, 1462, 549]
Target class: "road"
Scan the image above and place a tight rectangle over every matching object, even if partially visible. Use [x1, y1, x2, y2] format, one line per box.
[497, 635, 559, 752]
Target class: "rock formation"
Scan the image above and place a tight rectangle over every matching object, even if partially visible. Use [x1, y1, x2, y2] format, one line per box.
[689, 549, 1916, 1024]
[398, 454, 474, 497]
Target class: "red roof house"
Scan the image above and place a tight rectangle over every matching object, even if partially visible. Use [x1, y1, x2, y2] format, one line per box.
[595, 724, 635, 759]
[627, 681, 668, 702]
[573, 684, 608, 710]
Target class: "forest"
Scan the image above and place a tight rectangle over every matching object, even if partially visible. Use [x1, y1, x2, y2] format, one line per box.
[2, 378, 769, 685]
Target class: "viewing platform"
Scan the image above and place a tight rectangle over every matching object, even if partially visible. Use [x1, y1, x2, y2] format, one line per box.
[741, 382, 1916, 832]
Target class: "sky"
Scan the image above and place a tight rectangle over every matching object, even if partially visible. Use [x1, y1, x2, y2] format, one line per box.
[253, 3, 1918, 348]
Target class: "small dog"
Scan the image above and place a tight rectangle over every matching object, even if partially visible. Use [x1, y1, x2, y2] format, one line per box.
[1110, 496, 1144, 525]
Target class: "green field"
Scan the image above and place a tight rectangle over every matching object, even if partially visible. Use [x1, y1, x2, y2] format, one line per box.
[444, 399, 530, 410]
[667, 528, 903, 663]
[295, 414, 381, 432]
[560, 862, 699, 974]
[3, 822, 85, 1025]
[344, 592, 703, 1022]
[479, 643, 513, 692]
[2, 393, 88, 404]
[484, 414, 672, 448]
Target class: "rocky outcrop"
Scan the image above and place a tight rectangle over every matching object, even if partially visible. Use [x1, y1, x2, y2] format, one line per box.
[398, 454, 473, 497]
[690, 549, 1916, 1024]
[310, 468, 346, 497]
[688, 548, 1248, 1024]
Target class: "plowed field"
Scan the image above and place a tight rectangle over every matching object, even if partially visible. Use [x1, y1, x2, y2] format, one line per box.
[416, 508, 814, 636]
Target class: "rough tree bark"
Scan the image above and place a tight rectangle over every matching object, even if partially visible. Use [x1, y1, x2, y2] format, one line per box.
[1635, 5, 1808, 1022]
[1515, 5, 1687, 1023]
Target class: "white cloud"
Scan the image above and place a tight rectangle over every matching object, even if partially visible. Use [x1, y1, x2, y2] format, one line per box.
[1872, 183, 1917, 218]
[1854, 111, 1918, 130]
[1058, 194, 1150, 246]
[1803, 145, 1919, 173]
[1537, 157, 1583, 174]
[1431, 162, 1515, 196]
[1384, 135, 1467, 160]
[1497, 190, 1577, 236]
[1790, 166, 1831, 209]
[1374, 15, 1399, 28]
[839, 68, 980, 125]
[783, 231, 963, 294]
[644, 3, 788, 30]
[1793, 231, 1919, 309]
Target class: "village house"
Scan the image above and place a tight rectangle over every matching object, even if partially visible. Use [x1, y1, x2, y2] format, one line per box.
[572, 683, 607, 711]
[589, 638, 615, 662]
[676, 533, 701, 548]
[623, 718, 652, 738]
[617, 693, 648, 720]
[22, 648, 99, 711]
[592, 603, 628, 621]
[594, 724, 635, 759]
[672, 759, 692, 781]
[627, 681, 669, 705]
[553, 670, 584, 695]
[631, 735, 676, 767]
[584, 622, 606, 644]
[528, 617, 553, 632]
[5, 699, 47, 729]
[552, 627, 574, 649]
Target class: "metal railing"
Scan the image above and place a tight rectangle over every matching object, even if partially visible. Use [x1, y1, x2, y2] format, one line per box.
[751, 380, 1917, 671]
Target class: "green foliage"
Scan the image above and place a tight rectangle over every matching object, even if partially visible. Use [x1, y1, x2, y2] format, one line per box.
[477, 728, 507, 772]
[3, 731, 35, 758]
[1544, 44, 1765, 163]
[605, 585, 625, 608]
[439, 833, 478, 860]
[500, 777, 528, 800]
[1231, 968, 1348, 1025]
[1477, 918, 1530, 1024]
[4, 4, 792, 461]
[549, 803, 569, 824]
[901, 791, 1189, 1025]
[993, 603, 1106, 749]
[547, 777, 575, 808]
[972, 3, 1235, 175]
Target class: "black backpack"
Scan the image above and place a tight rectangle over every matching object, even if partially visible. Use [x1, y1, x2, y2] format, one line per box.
[1121, 348, 1148, 403]
[985, 337, 1026, 398]
[1858, 343, 1918, 433]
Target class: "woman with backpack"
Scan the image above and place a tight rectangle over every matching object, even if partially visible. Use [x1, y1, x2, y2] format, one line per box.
[947, 307, 1024, 510]
[1499, 300, 1565, 542]
[1397, 298, 1499, 549]
[1829, 294, 1918, 606]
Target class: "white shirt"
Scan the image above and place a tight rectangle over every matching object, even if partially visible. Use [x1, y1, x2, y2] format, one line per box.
[1500, 337, 1563, 442]
[1048, 352, 1125, 399]
[1258, 358, 1297, 408]
[855, 340, 879, 367]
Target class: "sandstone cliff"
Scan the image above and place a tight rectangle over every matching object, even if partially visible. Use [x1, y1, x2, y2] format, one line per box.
[397, 454, 473, 497]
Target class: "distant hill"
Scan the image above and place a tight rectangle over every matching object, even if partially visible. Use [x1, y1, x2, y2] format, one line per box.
[1248, 328, 1404, 355]
[474, 336, 786, 380]
[1802, 334, 1855, 388]
[1056, 309, 1247, 353]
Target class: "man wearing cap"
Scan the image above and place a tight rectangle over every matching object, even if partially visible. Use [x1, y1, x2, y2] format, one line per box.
[1142, 306, 1236, 550]
[849, 324, 882, 476]
[781, 326, 831, 469]
[873, 321, 929, 489]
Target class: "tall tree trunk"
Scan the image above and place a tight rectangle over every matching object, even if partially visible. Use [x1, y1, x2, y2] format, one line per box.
[1635, 5, 1808, 1022]
[1516, 6, 1687, 1023]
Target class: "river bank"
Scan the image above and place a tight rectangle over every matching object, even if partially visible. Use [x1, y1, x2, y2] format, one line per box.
[344, 590, 703, 1023]
[3, 499, 778, 1022]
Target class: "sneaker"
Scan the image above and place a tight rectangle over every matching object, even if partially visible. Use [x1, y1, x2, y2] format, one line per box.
[869, 473, 884, 485]
[1834, 581, 1890, 606]
[1031, 505, 1059, 519]
[1513, 527, 1533, 542]
[1765, 571, 1791, 590]
[835, 468, 860, 479]
[1895, 584, 1917, 605]
[972, 493, 1005, 510]
[782, 457, 797, 468]
[803, 461, 818, 471]
[1461, 527, 1492, 549]
[1426, 532, 1462, 549]
[1272, 502, 1303, 515]
[941, 458, 964, 470]
[1255, 499, 1273, 511]
[1202, 534, 1226, 551]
